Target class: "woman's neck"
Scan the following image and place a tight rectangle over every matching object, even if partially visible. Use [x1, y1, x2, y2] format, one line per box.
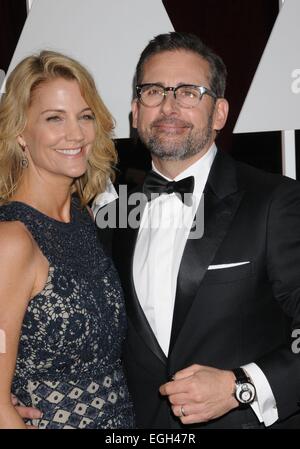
[12, 180, 73, 223]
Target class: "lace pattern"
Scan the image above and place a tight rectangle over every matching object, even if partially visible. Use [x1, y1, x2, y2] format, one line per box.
[0, 199, 135, 429]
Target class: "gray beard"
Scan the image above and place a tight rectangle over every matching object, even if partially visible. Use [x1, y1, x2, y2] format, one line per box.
[140, 112, 214, 161]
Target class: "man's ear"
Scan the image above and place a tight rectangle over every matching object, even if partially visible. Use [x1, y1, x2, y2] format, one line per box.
[213, 98, 229, 132]
[131, 99, 139, 129]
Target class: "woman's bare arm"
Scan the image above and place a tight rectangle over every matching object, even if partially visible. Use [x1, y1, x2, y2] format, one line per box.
[0, 222, 38, 429]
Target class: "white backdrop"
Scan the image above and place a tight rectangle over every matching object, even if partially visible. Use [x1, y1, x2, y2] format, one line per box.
[1, 0, 173, 138]
[234, 0, 300, 133]
[234, 0, 299, 178]
[2, 0, 298, 177]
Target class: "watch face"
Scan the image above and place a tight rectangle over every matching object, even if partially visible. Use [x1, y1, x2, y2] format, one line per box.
[236, 383, 256, 404]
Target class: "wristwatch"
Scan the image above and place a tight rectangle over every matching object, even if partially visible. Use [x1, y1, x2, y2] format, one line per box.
[232, 367, 256, 407]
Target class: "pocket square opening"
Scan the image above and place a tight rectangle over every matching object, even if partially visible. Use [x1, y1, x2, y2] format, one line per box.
[208, 262, 250, 270]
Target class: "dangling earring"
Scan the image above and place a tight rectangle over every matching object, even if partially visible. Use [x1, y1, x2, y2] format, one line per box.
[20, 143, 29, 169]
[21, 154, 29, 168]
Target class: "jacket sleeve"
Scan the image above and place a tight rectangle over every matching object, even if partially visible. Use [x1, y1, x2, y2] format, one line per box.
[256, 179, 300, 421]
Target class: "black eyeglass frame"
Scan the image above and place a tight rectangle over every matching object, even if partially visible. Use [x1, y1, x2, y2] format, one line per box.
[136, 83, 218, 108]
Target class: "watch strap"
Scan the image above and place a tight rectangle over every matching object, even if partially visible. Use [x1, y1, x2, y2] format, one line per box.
[232, 367, 249, 384]
[232, 367, 255, 408]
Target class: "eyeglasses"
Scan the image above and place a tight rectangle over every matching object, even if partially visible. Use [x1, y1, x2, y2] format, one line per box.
[136, 83, 217, 108]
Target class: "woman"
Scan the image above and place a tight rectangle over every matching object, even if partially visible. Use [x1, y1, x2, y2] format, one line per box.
[0, 51, 135, 429]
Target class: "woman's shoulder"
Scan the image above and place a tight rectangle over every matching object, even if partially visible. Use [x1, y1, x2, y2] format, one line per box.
[0, 221, 35, 262]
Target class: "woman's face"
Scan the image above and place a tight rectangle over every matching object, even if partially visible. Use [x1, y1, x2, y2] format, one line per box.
[18, 77, 96, 184]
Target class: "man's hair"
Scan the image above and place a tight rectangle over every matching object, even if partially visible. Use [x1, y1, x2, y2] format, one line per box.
[0, 50, 117, 206]
[135, 32, 227, 98]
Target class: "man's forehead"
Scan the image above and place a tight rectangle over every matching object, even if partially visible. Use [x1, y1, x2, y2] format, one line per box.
[145, 49, 207, 64]
[142, 50, 210, 83]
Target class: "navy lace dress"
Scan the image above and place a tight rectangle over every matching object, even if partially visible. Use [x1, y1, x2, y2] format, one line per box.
[0, 199, 135, 429]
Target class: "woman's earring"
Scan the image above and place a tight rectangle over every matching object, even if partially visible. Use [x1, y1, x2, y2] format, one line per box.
[20, 145, 29, 169]
[21, 154, 29, 168]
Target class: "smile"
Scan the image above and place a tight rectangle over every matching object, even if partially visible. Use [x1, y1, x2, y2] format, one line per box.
[152, 119, 192, 134]
[153, 124, 189, 135]
[155, 125, 187, 130]
[55, 147, 82, 155]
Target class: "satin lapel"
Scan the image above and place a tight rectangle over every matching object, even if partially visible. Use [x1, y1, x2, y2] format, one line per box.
[112, 190, 167, 365]
[169, 151, 244, 353]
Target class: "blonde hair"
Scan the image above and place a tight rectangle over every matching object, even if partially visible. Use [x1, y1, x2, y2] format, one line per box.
[0, 50, 117, 206]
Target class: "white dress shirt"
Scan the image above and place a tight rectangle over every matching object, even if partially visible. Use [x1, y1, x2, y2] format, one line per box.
[133, 145, 215, 354]
[132, 143, 278, 426]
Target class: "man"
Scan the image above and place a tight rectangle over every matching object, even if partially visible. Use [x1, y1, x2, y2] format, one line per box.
[106, 32, 300, 429]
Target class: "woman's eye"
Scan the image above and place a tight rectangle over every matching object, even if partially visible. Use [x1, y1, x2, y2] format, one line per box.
[80, 114, 95, 121]
[46, 115, 62, 122]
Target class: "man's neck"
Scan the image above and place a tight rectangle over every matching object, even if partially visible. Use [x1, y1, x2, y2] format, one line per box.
[152, 146, 211, 179]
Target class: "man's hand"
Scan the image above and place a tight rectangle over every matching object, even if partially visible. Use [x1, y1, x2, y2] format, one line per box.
[159, 364, 239, 425]
[11, 394, 42, 429]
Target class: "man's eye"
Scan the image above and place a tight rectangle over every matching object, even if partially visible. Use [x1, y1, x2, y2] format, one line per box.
[178, 88, 198, 98]
[145, 88, 162, 96]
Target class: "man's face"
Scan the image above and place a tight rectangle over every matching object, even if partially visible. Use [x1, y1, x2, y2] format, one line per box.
[132, 50, 228, 161]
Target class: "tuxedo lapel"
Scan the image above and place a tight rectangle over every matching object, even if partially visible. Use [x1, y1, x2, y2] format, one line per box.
[112, 191, 167, 365]
[169, 151, 244, 353]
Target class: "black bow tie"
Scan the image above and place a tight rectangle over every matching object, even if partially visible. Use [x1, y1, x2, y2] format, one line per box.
[143, 170, 195, 205]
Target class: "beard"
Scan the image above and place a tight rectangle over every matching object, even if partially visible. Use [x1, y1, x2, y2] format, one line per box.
[138, 110, 215, 161]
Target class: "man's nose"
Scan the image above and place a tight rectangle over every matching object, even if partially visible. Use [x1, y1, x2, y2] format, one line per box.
[160, 90, 179, 115]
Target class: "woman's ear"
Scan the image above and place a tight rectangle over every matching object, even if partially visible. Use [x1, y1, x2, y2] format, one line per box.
[17, 136, 26, 149]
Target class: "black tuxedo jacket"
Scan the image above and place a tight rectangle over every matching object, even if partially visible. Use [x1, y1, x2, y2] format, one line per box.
[98, 150, 300, 429]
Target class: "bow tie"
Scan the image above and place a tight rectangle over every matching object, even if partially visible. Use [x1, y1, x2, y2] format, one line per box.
[143, 170, 195, 205]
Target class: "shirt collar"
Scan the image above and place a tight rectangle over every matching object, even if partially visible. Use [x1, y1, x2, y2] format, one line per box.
[152, 143, 217, 199]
